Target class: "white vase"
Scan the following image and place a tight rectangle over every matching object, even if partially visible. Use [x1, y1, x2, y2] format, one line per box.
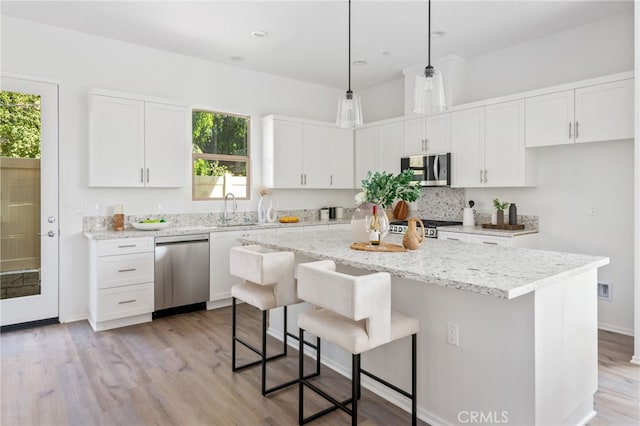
[257, 196, 266, 223]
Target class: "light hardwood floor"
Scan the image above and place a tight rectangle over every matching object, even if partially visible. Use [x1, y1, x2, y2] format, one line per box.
[1, 307, 638, 426]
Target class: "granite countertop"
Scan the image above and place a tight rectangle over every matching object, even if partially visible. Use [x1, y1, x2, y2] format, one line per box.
[239, 229, 608, 300]
[84, 219, 351, 240]
[437, 225, 538, 237]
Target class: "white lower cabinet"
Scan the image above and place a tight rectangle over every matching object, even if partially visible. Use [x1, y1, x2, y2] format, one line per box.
[209, 228, 276, 302]
[88, 237, 154, 331]
[438, 231, 538, 248]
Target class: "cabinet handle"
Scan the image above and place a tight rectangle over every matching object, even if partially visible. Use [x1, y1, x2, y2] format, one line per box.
[484, 169, 488, 183]
[118, 299, 137, 305]
[568, 122, 572, 138]
[482, 241, 498, 245]
[117, 244, 136, 248]
[447, 237, 460, 241]
[330, 175, 333, 186]
[425, 138, 429, 152]
[575, 121, 579, 138]
[118, 268, 137, 273]
[422, 139, 425, 151]
[146, 168, 150, 183]
[300, 174, 303, 185]
[480, 169, 484, 183]
[304, 174, 307, 185]
[140, 168, 144, 183]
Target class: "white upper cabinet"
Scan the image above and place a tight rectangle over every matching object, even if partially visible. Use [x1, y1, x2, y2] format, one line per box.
[89, 92, 187, 187]
[262, 115, 354, 189]
[451, 107, 484, 188]
[402, 113, 451, 156]
[526, 78, 633, 147]
[354, 121, 402, 188]
[452, 100, 536, 188]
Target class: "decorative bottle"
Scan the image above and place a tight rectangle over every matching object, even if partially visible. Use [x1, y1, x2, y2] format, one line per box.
[509, 203, 517, 225]
[369, 205, 381, 246]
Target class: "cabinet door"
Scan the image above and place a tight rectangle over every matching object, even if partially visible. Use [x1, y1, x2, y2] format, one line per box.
[425, 113, 451, 154]
[209, 231, 243, 301]
[144, 102, 187, 187]
[89, 95, 144, 187]
[451, 108, 484, 188]
[354, 127, 378, 188]
[484, 100, 525, 187]
[402, 117, 426, 156]
[302, 124, 330, 188]
[525, 90, 574, 147]
[437, 231, 470, 242]
[377, 122, 403, 175]
[273, 120, 304, 188]
[328, 127, 354, 188]
[574, 79, 634, 144]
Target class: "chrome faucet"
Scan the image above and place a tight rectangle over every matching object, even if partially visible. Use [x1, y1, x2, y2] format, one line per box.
[223, 192, 237, 225]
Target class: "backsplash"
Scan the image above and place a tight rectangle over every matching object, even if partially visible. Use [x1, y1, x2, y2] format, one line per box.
[410, 187, 466, 221]
[83, 209, 354, 232]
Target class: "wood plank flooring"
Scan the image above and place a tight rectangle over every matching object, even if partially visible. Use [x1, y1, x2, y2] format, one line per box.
[1, 307, 638, 426]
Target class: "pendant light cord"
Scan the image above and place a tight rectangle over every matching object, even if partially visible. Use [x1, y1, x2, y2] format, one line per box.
[427, 0, 431, 67]
[348, 0, 352, 93]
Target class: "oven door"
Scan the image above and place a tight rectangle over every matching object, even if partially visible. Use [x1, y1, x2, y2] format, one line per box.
[424, 153, 451, 186]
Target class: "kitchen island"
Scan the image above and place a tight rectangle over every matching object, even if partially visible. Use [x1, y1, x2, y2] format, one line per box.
[240, 229, 609, 426]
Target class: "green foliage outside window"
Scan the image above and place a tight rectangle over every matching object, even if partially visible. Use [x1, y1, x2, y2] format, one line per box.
[192, 111, 247, 156]
[0, 91, 41, 158]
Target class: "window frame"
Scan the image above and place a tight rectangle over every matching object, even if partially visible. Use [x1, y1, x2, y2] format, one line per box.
[191, 109, 251, 201]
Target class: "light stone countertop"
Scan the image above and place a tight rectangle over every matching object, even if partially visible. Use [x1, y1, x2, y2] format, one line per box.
[239, 229, 608, 300]
[83, 219, 351, 240]
[437, 224, 538, 237]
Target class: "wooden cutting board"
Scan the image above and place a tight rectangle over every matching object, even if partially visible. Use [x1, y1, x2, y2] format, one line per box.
[350, 242, 407, 252]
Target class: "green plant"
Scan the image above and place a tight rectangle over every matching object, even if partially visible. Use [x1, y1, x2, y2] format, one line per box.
[194, 159, 229, 176]
[493, 198, 509, 211]
[356, 169, 421, 208]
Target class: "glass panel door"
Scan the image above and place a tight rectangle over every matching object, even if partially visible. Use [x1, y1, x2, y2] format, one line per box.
[1, 76, 59, 326]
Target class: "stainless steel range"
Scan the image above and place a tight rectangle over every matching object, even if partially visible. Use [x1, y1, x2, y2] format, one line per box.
[388, 219, 462, 238]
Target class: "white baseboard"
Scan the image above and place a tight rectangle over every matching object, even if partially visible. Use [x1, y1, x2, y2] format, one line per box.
[576, 410, 597, 426]
[58, 314, 88, 323]
[598, 323, 634, 336]
[631, 355, 640, 365]
[207, 299, 232, 310]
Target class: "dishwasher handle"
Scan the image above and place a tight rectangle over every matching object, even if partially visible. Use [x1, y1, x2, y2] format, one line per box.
[155, 234, 209, 245]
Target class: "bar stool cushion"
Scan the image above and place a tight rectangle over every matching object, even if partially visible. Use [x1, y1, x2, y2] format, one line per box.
[231, 281, 277, 311]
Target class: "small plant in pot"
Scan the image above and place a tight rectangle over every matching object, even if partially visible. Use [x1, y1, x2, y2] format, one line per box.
[493, 198, 510, 226]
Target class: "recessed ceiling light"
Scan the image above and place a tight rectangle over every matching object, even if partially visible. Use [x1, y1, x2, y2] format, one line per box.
[251, 30, 269, 38]
[431, 31, 446, 38]
[230, 56, 244, 61]
[353, 60, 367, 66]
[381, 51, 391, 56]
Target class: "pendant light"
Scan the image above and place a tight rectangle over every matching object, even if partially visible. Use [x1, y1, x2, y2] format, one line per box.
[413, 0, 446, 114]
[336, 0, 363, 129]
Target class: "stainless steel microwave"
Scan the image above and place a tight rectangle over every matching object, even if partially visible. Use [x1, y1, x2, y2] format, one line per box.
[400, 153, 451, 187]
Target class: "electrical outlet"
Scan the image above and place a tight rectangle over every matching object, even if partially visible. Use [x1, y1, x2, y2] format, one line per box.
[598, 282, 612, 301]
[158, 203, 167, 214]
[588, 205, 598, 216]
[447, 322, 459, 346]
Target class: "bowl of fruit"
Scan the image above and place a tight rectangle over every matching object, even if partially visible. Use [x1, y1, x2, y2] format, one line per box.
[130, 218, 170, 231]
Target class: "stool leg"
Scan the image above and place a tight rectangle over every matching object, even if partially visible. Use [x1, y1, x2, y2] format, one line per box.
[261, 309, 268, 396]
[283, 305, 288, 355]
[232, 297, 237, 371]
[352, 353, 360, 426]
[299, 328, 305, 426]
[412, 333, 417, 426]
[316, 336, 321, 375]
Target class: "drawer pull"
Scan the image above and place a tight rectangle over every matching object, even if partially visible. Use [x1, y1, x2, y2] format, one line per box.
[482, 241, 498, 245]
[117, 244, 137, 248]
[447, 238, 460, 241]
[118, 268, 137, 273]
[118, 299, 137, 305]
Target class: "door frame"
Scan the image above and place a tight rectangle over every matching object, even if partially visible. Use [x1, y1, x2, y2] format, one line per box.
[1, 74, 60, 328]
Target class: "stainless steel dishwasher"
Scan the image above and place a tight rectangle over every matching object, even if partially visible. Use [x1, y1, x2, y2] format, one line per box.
[154, 234, 210, 315]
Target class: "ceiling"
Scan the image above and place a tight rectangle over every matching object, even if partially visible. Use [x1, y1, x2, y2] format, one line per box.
[1, 1, 633, 90]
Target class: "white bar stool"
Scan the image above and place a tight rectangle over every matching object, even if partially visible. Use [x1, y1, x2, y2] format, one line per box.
[296, 260, 419, 425]
[230, 245, 320, 396]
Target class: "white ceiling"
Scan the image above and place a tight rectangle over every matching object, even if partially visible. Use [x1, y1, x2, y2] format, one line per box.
[1, 1, 633, 90]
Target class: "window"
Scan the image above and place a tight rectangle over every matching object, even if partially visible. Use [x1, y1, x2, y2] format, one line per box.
[192, 110, 250, 200]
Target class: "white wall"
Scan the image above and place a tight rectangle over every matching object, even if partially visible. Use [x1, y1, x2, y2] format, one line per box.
[361, 12, 636, 333]
[1, 16, 355, 322]
[359, 78, 404, 122]
[633, 2, 639, 363]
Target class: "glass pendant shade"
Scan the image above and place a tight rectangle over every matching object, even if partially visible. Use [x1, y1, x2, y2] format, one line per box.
[336, 91, 363, 129]
[413, 69, 446, 114]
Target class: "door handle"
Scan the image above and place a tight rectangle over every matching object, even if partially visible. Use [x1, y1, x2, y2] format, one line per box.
[330, 175, 333, 186]
[47, 230, 56, 238]
[48, 216, 56, 223]
[304, 174, 307, 185]
[425, 138, 429, 152]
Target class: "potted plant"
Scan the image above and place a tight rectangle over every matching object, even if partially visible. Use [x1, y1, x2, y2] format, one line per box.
[493, 198, 510, 226]
[352, 170, 422, 241]
[193, 159, 228, 198]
